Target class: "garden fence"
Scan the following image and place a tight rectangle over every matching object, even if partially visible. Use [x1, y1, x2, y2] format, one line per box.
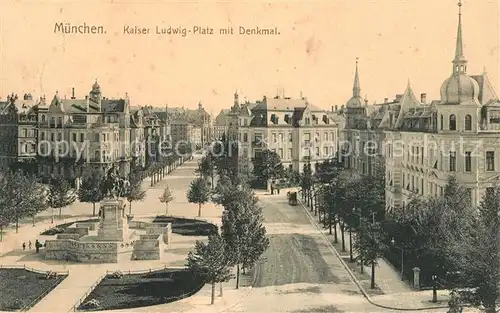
[0, 265, 69, 312]
[66, 266, 206, 312]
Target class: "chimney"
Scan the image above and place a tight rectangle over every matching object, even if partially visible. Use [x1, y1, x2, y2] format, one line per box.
[335, 105, 338, 111]
[85, 95, 88, 100]
[364, 99, 368, 105]
[395, 94, 403, 102]
[71, 87, 75, 99]
[384, 98, 388, 103]
[421, 93, 427, 104]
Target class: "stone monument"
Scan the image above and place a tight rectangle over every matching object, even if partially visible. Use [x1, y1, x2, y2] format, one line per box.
[97, 198, 128, 241]
[97, 166, 130, 241]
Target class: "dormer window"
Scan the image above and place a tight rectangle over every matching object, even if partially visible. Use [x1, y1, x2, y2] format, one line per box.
[284, 114, 290, 124]
[270, 114, 279, 124]
[322, 115, 329, 124]
[304, 117, 311, 125]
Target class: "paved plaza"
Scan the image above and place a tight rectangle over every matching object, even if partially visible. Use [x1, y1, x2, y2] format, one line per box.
[0, 157, 479, 312]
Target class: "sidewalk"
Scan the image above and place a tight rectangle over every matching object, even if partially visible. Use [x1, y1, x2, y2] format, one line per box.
[300, 199, 411, 294]
[296, 198, 456, 311]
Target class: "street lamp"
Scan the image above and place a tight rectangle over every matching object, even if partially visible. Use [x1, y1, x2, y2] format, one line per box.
[431, 274, 438, 303]
[391, 237, 405, 281]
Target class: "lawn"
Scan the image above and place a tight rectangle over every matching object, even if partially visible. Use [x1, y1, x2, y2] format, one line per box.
[40, 218, 100, 235]
[78, 268, 205, 311]
[0, 268, 67, 311]
[153, 216, 218, 236]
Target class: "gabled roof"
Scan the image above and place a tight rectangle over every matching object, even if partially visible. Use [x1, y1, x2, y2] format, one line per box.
[252, 97, 324, 112]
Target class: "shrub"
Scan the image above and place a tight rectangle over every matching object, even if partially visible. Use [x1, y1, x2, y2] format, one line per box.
[81, 299, 101, 310]
[45, 271, 57, 280]
[111, 270, 123, 279]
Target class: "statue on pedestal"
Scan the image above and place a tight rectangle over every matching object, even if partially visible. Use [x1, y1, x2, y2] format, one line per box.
[101, 165, 130, 200]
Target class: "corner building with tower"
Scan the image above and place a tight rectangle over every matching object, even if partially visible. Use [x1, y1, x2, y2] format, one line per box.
[343, 1, 500, 211]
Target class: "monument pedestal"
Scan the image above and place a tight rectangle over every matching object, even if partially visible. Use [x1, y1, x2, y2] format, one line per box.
[97, 198, 128, 242]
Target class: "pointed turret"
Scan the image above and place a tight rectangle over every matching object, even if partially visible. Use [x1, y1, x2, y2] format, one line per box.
[453, 0, 467, 74]
[353, 57, 361, 97]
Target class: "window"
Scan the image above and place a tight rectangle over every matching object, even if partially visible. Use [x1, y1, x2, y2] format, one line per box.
[272, 133, 277, 143]
[51, 133, 55, 141]
[330, 132, 334, 141]
[278, 148, 283, 158]
[288, 133, 292, 143]
[278, 133, 283, 143]
[324, 133, 328, 141]
[243, 133, 248, 142]
[72, 133, 77, 142]
[324, 147, 328, 156]
[440, 115, 443, 130]
[58, 117, 63, 126]
[315, 133, 320, 142]
[316, 147, 320, 156]
[288, 148, 292, 159]
[486, 151, 495, 171]
[304, 117, 311, 125]
[41, 115, 46, 122]
[449, 151, 456, 172]
[80, 134, 84, 142]
[304, 133, 311, 142]
[465, 115, 472, 131]
[22, 129, 27, 137]
[41, 132, 45, 140]
[449, 114, 456, 130]
[465, 151, 472, 172]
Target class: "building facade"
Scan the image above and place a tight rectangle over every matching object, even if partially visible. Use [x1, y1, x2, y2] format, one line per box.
[231, 93, 339, 173]
[343, 1, 500, 210]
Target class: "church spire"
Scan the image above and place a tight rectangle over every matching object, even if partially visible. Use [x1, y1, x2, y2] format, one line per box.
[353, 57, 361, 97]
[453, 0, 467, 74]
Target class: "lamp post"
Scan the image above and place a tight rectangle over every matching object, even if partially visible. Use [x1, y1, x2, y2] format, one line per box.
[431, 274, 438, 303]
[391, 238, 405, 281]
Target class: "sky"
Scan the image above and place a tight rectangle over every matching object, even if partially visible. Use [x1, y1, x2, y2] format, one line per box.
[0, 0, 498, 115]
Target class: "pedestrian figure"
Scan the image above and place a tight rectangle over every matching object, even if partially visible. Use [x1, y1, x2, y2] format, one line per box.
[28, 240, 32, 250]
[35, 239, 40, 253]
[270, 185, 274, 195]
[22, 242, 26, 250]
[277, 187, 281, 195]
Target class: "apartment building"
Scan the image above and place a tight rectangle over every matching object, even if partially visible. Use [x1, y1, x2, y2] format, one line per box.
[234, 94, 339, 173]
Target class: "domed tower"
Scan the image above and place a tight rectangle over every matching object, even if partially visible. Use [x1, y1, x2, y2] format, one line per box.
[345, 58, 367, 128]
[440, 0, 480, 105]
[89, 79, 102, 107]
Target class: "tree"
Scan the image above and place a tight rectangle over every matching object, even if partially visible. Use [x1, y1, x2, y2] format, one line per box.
[186, 234, 233, 304]
[220, 184, 268, 289]
[452, 185, 500, 313]
[301, 162, 313, 209]
[159, 186, 174, 215]
[0, 170, 47, 234]
[78, 171, 105, 216]
[197, 153, 216, 188]
[124, 170, 146, 215]
[252, 149, 283, 188]
[353, 218, 387, 289]
[48, 175, 76, 218]
[240, 203, 270, 273]
[187, 177, 211, 217]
